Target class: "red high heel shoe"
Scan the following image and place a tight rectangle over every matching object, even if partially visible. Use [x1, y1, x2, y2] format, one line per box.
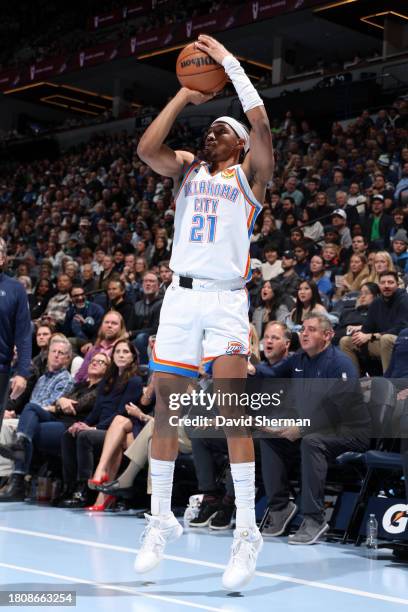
[87, 474, 109, 490]
[85, 495, 116, 512]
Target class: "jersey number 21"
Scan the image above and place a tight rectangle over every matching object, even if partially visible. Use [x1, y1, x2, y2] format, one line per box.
[190, 214, 217, 243]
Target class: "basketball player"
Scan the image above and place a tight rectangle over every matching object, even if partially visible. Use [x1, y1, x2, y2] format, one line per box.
[134, 34, 273, 590]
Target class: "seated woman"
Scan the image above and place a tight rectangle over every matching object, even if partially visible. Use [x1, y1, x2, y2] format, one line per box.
[0, 351, 109, 500]
[252, 280, 292, 338]
[334, 254, 369, 300]
[91, 375, 156, 498]
[308, 254, 333, 297]
[361, 250, 405, 287]
[87, 384, 153, 511]
[60, 339, 143, 509]
[334, 282, 380, 344]
[35, 352, 110, 459]
[286, 280, 328, 332]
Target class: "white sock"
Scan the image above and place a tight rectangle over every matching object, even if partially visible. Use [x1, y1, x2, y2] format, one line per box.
[231, 462, 256, 529]
[150, 458, 175, 518]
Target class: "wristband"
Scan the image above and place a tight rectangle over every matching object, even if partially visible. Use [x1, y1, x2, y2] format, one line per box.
[222, 55, 263, 113]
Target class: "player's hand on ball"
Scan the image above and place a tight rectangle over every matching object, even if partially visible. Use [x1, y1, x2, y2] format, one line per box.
[180, 87, 215, 105]
[196, 35, 230, 65]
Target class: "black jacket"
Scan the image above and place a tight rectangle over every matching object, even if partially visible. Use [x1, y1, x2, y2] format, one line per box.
[334, 305, 370, 344]
[362, 289, 408, 336]
[257, 345, 370, 437]
[365, 213, 393, 248]
[109, 298, 136, 331]
[129, 294, 163, 338]
[274, 271, 300, 298]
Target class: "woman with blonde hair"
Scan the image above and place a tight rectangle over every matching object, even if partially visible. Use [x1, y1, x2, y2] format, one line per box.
[335, 254, 369, 299]
[361, 251, 397, 285]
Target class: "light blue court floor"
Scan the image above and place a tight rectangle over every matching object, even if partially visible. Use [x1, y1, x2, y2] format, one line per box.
[0, 504, 407, 611]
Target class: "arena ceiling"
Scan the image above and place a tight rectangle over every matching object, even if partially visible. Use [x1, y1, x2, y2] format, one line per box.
[2, 0, 404, 116]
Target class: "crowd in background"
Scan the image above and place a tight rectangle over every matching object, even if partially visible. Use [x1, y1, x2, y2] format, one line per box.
[0, 92, 407, 519]
[0, 0, 231, 73]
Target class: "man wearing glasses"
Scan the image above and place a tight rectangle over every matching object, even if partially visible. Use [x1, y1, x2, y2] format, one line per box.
[60, 284, 104, 349]
[0, 238, 32, 431]
[0, 337, 73, 501]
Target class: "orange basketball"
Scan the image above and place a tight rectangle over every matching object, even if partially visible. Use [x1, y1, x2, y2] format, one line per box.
[176, 42, 227, 94]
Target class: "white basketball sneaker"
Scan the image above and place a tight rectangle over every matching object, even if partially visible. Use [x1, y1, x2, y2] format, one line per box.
[134, 513, 183, 573]
[222, 527, 263, 590]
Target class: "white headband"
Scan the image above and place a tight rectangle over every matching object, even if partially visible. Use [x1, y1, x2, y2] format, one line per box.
[211, 116, 250, 153]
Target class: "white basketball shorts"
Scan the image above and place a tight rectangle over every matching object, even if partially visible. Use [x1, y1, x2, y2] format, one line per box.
[150, 280, 250, 378]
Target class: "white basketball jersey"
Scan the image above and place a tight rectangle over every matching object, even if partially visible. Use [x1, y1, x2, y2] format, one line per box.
[170, 160, 262, 281]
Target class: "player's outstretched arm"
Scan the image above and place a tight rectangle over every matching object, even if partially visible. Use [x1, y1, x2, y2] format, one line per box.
[196, 35, 274, 200]
[137, 88, 213, 181]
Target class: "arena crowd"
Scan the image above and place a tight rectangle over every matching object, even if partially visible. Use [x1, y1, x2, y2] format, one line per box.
[0, 94, 407, 539]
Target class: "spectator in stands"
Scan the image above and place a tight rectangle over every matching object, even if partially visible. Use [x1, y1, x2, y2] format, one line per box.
[92, 249, 106, 276]
[331, 209, 352, 249]
[247, 260, 263, 309]
[74, 310, 126, 383]
[80, 263, 97, 295]
[60, 339, 143, 509]
[366, 195, 393, 249]
[106, 278, 135, 330]
[0, 337, 73, 501]
[63, 259, 80, 283]
[97, 254, 118, 290]
[128, 272, 162, 364]
[150, 236, 171, 268]
[158, 261, 173, 296]
[253, 215, 285, 255]
[252, 281, 291, 338]
[341, 234, 368, 269]
[30, 278, 54, 320]
[0, 323, 53, 484]
[334, 190, 360, 228]
[287, 280, 327, 330]
[274, 250, 300, 298]
[384, 327, 408, 381]
[249, 321, 291, 377]
[326, 169, 348, 202]
[335, 254, 369, 299]
[293, 243, 310, 279]
[280, 211, 299, 238]
[362, 250, 400, 286]
[43, 273, 72, 325]
[299, 208, 323, 243]
[334, 282, 380, 345]
[260, 245, 282, 281]
[260, 312, 370, 544]
[390, 208, 408, 239]
[391, 229, 408, 273]
[87, 351, 146, 510]
[395, 162, 408, 203]
[315, 191, 333, 218]
[322, 226, 341, 248]
[308, 254, 333, 297]
[60, 285, 104, 347]
[31, 325, 54, 374]
[91, 374, 156, 500]
[281, 176, 304, 207]
[340, 270, 408, 373]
